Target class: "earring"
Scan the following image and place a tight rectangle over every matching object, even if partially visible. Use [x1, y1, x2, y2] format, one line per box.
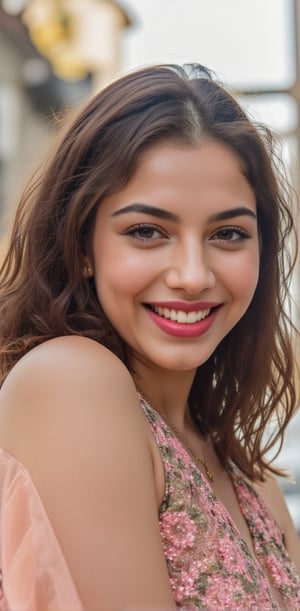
[84, 264, 93, 278]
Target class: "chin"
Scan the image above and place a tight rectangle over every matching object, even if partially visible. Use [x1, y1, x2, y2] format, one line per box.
[151, 354, 211, 372]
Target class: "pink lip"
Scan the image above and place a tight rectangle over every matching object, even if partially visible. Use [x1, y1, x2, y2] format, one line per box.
[147, 301, 219, 313]
[145, 305, 220, 338]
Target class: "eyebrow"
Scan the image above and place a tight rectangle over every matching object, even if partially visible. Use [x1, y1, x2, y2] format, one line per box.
[111, 202, 257, 222]
[208, 207, 257, 222]
[111, 203, 179, 222]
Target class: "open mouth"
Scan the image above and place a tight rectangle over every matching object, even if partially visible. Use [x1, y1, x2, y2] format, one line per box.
[146, 304, 213, 324]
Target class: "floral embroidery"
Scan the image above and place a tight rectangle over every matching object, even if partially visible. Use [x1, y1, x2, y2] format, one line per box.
[140, 395, 300, 610]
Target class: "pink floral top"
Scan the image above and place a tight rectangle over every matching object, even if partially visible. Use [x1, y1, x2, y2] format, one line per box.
[140, 395, 300, 610]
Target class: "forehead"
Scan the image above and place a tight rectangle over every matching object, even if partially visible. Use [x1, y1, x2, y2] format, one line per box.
[93, 140, 257, 233]
[110, 140, 256, 211]
[134, 140, 245, 182]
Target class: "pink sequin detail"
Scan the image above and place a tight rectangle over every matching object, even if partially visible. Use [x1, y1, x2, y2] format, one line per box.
[140, 395, 300, 610]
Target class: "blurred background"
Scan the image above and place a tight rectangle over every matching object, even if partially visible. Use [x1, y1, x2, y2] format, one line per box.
[0, 0, 299, 531]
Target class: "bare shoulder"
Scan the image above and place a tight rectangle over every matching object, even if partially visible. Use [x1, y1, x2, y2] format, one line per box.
[254, 473, 292, 529]
[0, 337, 175, 609]
[254, 474, 300, 574]
[254, 472, 285, 504]
[0, 335, 141, 459]
[1, 335, 131, 392]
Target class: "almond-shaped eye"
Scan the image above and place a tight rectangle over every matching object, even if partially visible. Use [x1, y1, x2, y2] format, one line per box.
[211, 227, 250, 242]
[124, 223, 167, 241]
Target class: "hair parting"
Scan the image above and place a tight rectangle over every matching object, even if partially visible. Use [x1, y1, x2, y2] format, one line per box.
[0, 63, 298, 480]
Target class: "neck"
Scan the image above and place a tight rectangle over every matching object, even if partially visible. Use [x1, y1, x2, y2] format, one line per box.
[133, 361, 196, 431]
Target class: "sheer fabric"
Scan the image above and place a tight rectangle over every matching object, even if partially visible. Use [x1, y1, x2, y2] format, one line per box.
[0, 448, 83, 611]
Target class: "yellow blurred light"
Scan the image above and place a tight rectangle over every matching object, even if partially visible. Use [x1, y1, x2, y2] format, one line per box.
[52, 53, 89, 81]
[21, 0, 91, 79]
[21, 0, 130, 83]
[28, 22, 69, 55]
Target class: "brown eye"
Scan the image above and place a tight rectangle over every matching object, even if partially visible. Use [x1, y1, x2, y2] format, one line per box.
[217, 229, 236, 240]
[124, 223, 167, 241]
[211, 226, 249, 242]
[136, 227, 157, 239]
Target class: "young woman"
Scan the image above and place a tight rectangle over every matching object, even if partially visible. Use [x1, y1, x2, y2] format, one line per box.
[0, 63, 299, 610]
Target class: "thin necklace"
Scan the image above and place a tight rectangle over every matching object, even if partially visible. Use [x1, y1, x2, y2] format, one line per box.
[168, 421, 214, 483]
[138, 391, 214, 482]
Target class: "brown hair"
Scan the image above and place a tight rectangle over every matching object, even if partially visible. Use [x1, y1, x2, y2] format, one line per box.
[0, 64, 298, 479]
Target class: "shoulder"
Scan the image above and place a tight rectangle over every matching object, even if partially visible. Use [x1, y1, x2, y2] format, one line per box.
[0, 335, 143, 463]
[254, 474, 300, 574]
[0, 337, 175, 608]
[2, 335, 130, 388]
[1, 335, 134, 402]
[254, 473, 290, 535]
[254, 473, 290, 529]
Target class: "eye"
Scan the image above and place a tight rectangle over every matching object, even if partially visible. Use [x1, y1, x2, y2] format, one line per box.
[124, 223, 167, 242]
[210, 226, 250, 243]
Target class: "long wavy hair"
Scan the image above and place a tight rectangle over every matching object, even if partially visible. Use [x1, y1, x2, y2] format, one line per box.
[0, 64, 298, 479]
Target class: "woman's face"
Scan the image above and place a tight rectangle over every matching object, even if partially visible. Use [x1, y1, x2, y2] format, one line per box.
[89, 141, 259, 374]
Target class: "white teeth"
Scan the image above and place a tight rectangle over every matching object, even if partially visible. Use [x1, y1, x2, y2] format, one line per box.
[187, 311, 197, 323]
[152, 306, 211, 324]
[177, 311, 187, 323]
[170, 309, 177, 321]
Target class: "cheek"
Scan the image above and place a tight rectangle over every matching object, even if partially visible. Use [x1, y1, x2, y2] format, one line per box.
[232, 258, 260, 304]
[92, 249, 147, 303]
[94, 241, 164, 297]
[218, 250, 259, 303]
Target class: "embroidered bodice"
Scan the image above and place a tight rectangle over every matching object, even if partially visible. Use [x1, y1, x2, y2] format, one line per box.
[139, 394, 300, 610]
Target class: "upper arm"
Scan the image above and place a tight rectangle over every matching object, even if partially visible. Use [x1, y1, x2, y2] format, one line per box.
[0, 337, 175, 611]
[255, 474, 300, 576]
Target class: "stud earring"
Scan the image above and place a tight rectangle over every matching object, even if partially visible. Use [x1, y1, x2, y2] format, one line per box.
[84, 264, 93, 278]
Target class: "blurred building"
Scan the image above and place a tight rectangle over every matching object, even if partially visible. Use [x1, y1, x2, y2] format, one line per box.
[0, 0, 132, 234]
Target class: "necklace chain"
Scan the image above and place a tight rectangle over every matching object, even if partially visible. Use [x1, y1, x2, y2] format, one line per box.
[138, 391, 214, 483]
[169, 422, 214, 483]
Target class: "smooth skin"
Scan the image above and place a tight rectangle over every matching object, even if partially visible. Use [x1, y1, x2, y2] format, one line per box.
[0, 337, 175, 610]
[0, 142, 299, 610]
[90, 141, 260, 378]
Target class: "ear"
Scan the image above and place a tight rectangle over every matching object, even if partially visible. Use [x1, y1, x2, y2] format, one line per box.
[83, 256, 94, 278]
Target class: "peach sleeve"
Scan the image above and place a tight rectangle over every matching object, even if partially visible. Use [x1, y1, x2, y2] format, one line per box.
[0, 448, 83, 611]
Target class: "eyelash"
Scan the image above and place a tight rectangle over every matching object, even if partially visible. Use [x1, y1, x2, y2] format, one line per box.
[211, 226, 250, 243]
[124, 223, 166, 241]
[123, 223, 250, 244]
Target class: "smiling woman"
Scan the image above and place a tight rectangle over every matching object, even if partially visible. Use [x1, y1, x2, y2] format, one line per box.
[90, 141, 259, 366]
[0, 63, 299, 610]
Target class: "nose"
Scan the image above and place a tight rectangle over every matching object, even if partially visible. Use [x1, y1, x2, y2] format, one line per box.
[165, 237, 215, 295]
